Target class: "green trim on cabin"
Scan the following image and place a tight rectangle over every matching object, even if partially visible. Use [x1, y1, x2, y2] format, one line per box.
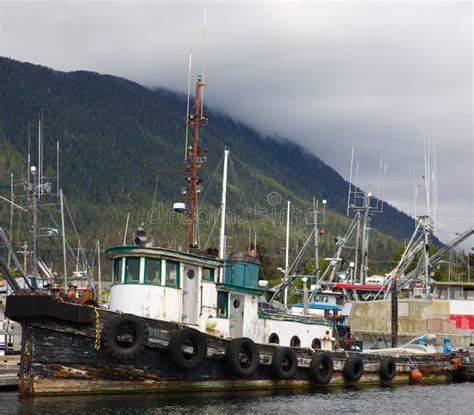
[202, 267, 215, 282]
[216, 283, 263, 296]
[124, 257, 140, 284]
[112, 258, 123, 284]
[105, 245, 223, 266]
[216, 291, 229, 318]
[144, 258, 161, 285]
[165, 260, 180, 288]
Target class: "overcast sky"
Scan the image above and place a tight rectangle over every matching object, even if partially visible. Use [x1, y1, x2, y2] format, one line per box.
[1, 1, 472, 248]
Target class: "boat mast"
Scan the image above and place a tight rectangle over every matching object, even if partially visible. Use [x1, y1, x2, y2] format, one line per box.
[60, 189, 67, 289]
[219, 149, 229, 279]
[186, 76, 206, 248]
[31, 165, 38, 277]
[284, 200, 291, 306]
[7, 173, 14, 268]
[185, 13, 208, 250]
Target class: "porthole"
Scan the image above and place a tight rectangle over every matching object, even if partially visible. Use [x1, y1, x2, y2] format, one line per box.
[233, 298, 241, 309]
[311, 338, 321, 350]
[269, 333, 280, 344]
[186, 268, 195, 279]
[290, 336, 301, 348]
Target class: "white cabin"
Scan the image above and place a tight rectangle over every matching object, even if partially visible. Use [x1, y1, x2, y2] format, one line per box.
[106, 246, 334, 350]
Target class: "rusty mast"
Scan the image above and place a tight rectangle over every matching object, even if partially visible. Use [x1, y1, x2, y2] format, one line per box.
[185, 74, 208, 250]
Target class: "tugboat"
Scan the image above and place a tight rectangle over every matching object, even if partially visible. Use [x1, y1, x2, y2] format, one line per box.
[3, 26, 466, 396]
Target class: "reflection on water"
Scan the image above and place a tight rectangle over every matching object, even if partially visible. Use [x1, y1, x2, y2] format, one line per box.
[1, 383, 473, 414]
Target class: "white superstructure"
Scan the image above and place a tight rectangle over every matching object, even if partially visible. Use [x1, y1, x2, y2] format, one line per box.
[107, 245, 334, 350]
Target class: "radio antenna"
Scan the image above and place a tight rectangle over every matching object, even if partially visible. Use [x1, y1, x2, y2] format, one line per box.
[346, 145, 354, 216]
[200, 9, 207, 119]
[422, 128, 430, 217]
[354, 162, 360, 193]
[432, 129, 438, 231]
[381, 162, 387, 212]
[184, 53, 192, 161]
[376, 157, 382, 199]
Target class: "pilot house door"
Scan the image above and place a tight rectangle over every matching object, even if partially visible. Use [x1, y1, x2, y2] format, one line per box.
[229, 294, 244, 338]
[182, 265, 199, 325]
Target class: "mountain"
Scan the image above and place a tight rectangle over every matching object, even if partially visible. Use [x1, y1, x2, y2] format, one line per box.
[0, 57, 417, 279]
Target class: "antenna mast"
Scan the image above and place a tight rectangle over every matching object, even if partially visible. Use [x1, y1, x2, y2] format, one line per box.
[185, 12, 209, 249]
[219, 149, 229, 279]
[284, 200, 291, 306]
[184, 54, 192, 161]
[346, 146, 354, 216]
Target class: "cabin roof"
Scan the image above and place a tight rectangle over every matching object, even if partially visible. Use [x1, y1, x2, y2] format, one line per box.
[105, 245, 223, 266]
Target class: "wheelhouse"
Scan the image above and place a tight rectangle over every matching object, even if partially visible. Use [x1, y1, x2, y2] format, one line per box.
[106, 245, 334, 350]
[106, 246, 222, 330]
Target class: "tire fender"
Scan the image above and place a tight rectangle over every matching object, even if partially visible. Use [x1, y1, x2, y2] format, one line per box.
[102, 314, 149, 360]
[343, 355, 364, 381]
[380, 357, 396, 380]
[168, 328, 208, 370]
[310, 352, 334, 385]
[226, 337, 259, 378]
[272, 347, 298, 380]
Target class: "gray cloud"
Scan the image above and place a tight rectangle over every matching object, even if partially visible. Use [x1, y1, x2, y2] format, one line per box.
[1, 0, 472, 247]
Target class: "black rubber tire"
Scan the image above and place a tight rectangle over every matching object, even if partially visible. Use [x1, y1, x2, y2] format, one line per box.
[226, 337, 260, 378]
[272, 347, 298, 380]
[310, 352, 334, 385]
[343, 355, 364, 381]
[102, 314, 149, 360]
[168, 328, 208, 370]
[380, 357, 396, 380]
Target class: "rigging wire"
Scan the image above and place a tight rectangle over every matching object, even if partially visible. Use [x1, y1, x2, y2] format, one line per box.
[148, 174, 161, 237]
[229, 155, 247, 209]
[204, 209, 220, 249]
[199, 152, 224, 208]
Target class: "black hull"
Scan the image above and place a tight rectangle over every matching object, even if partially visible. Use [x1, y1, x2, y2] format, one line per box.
[6, 295, 457, 396]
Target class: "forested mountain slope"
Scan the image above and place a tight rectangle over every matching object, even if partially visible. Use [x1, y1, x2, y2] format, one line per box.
[0, 57, 418, 277]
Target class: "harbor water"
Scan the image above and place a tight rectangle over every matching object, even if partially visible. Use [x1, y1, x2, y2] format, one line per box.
[0, 383, 473, 414]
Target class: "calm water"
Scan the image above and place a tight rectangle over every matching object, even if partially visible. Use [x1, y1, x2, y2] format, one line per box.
[0, 384, 473, 414]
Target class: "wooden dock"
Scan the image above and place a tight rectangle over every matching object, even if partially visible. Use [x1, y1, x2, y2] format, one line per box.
[0, 355, 19, 388]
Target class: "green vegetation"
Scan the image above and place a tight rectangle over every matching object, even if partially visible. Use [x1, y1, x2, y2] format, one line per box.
[0, 57, 419, 281]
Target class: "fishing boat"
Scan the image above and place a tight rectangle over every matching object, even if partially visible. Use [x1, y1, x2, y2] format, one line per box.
[3, 23, 469, 396]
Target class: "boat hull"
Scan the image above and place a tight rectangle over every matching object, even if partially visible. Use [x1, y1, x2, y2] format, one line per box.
[8, 296, 456, 397]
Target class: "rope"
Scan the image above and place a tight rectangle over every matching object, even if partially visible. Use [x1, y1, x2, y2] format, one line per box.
[93, 307, 101, 351]
[88, 305, 101, 351]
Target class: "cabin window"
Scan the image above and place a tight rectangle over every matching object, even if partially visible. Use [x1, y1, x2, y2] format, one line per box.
[290, 336, 301, 348]
[217, 291, 228, 318]
[184, 264, 197, 281]
[145, 258, 161, 285]
[269, 333, 280, 345]
[112, 258, 123, 283]
[202, 267, 215, 282]
[125, 257, 140, 283]
[165, 261, 180, 288]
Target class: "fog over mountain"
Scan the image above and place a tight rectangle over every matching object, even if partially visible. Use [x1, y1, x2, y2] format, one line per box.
[1, 1, 472, 247]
